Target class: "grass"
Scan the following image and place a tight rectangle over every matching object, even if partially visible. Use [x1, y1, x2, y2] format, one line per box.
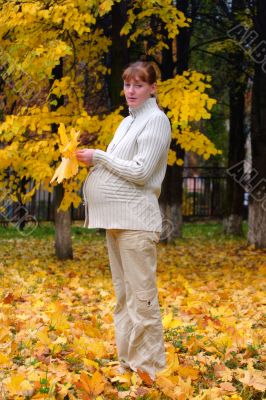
[0, 220, 248, 241]
[182, 220, 248, 240]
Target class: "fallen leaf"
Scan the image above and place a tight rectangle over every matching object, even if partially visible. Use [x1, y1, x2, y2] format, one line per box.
[3, 293, 14, 304]
[238, 369, 266, 392]
[137, 369, 154, 386]
[0, 352, 10, 365]
[75, 371, 106, 397]
[177, 365, 199, 380]
[219, 381, 237, 393]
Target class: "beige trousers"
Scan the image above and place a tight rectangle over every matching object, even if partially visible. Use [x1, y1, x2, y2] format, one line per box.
[106, 229, 166, 379]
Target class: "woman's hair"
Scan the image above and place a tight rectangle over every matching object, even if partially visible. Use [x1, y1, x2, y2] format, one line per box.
[122, 61, 161, 106]
[122, 61, 157, 86]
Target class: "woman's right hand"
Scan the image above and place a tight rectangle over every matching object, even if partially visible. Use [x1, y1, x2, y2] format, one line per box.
[76, 149, 95, 166]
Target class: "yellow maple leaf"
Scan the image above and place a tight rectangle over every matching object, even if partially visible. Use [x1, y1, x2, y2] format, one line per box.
[177, 365, 199, 380]
[212, 334, 233, 353]
[111, 371, 132, 384]
[50, 127, 80, 184]
[49, 310, 70, 332]
[83, 358, 99, 370]
[50, 157, 79, 184]
[57, 382, 73, 398]
[156, 344, 179, 377]
[61, 127, 80, 158]
[58, 123, 69, 149]
[6, 374, 26, 395]
[174, 376, 194, 398]
[76, 370, 106, 397]
[162, 311, 183, 329]
[238, 369, 266, 392]
[88, 341, 108, 359]
[219, 381, 237, 393]
[156, 375, 177, 399]
[0, 352, 10, 365]
[36, 329, 51, 346]
[0, 327, 10, 342]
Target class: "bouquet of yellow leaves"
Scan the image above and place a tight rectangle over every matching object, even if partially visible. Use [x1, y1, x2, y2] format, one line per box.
[50, 124, 80, 184]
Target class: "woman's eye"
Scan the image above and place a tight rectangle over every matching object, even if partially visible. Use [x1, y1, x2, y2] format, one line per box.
[124, 83, 142, 88]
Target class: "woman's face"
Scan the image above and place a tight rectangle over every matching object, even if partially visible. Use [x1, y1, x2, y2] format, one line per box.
[123, 77, 156, 108]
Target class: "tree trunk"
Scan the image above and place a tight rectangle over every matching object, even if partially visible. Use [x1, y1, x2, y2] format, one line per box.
[50, 59, 73, 259]
[17, 177, 28, 231]
[159, 0, 191, 242]
[160, 142, 184, 241]
[248, 197, 266, 248]
[54, 184, 73, 259]
[223, 0, 247, 236]
[109, 1, 129, 109]
[223, 84, 246, 235]
[248, 1, 266, 248]
[159, 34, 179, 241]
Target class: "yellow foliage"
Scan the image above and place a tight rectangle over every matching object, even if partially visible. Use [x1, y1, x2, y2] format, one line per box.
[0, 1, 220, 212]
[162, 311, 183, 329]
[75, 370, 106, 397]
[50, 127, 80, 184]
[0, 352, 11, 365]
[121, 0, 190, 55]
[50, 157, 78, 184]
[0, 236, 265, 398]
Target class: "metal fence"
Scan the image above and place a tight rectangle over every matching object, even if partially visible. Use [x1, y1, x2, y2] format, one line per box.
[182, 167, 227, 219]
[0, 167, 231, 224]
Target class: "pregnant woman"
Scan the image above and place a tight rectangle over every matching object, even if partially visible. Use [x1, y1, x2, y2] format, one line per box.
[76, 60, 171, 381]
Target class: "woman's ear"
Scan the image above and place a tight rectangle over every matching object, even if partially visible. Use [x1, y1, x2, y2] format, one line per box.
[150, 82, 157, 97]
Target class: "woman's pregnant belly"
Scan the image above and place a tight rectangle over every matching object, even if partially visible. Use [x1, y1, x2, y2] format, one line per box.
[84, 165, 145, 206]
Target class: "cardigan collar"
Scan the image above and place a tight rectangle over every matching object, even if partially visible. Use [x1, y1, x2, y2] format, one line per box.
[128, 97, 158, 119]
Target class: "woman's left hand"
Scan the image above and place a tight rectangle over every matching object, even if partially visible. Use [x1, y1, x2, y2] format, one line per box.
[76, 149, 95, 166]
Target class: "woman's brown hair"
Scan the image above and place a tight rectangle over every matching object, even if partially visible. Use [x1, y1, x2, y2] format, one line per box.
[122, 61, 157, 84]
[122, 61, 161, 107]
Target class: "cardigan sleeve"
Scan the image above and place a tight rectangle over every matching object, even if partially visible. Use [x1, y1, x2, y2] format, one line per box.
[92, 113, 171, 185]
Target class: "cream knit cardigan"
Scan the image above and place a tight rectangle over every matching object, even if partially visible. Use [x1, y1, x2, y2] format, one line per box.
[83, 97, 171, 232]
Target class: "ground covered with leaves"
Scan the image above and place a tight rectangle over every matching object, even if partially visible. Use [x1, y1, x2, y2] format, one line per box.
[0, 226, 265, 399]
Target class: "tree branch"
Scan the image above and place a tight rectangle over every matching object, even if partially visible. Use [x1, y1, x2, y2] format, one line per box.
[188, 36, 230, 54]
[193, 48, 253, 80]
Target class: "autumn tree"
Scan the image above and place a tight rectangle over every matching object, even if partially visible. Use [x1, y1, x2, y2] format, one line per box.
[50, 60, 73, 260]
[0, 0, 112, 258]
[109, 1, 129, 109]
[247, 0, 266, 248]
[218, 0, 249, 235]
[119, 0, 220, 241]
[0, 0, 220, 257]
[209, 0, 266, 246]
[159, 0, 195, 240]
